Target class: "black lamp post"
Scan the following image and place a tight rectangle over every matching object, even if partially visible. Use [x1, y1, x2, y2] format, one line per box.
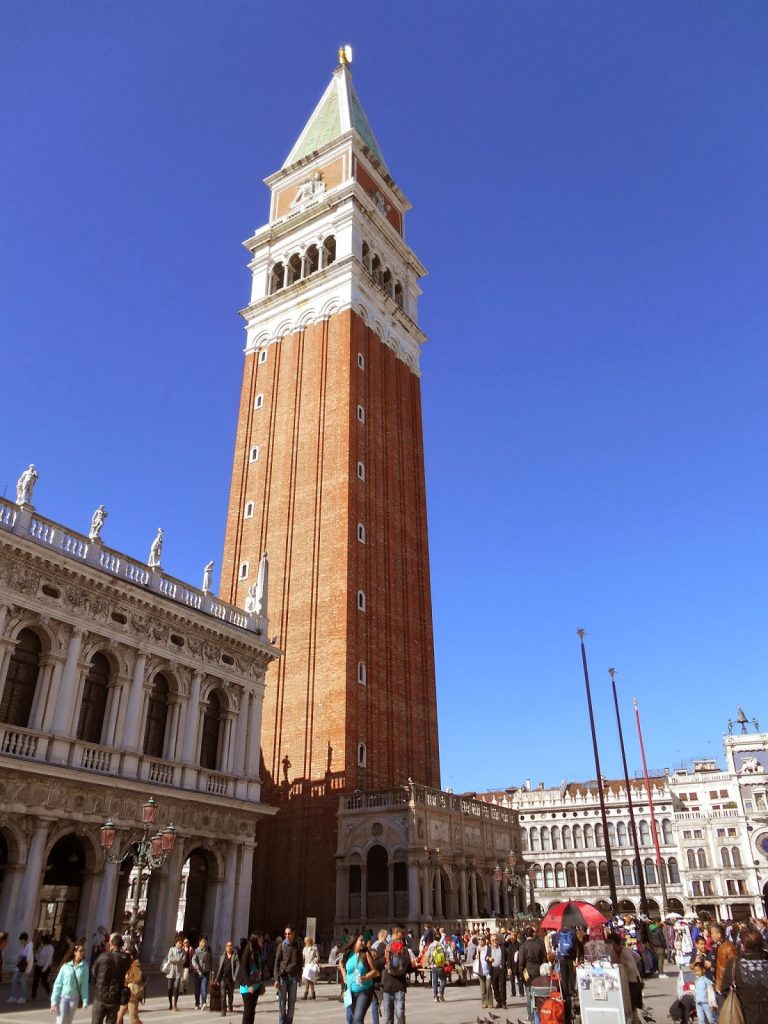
[100, 797, 178, 945]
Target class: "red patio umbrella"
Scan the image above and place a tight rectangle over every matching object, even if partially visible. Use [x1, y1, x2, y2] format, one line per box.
[540, 900, 608, 930]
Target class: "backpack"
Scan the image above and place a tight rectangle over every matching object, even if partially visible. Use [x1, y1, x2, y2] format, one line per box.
[432, 945, 446, 968]
[539, 991, 565, 1024]
[372, 941, 386, 975]
[556, 931, 575, 958]
[385, 942, 408, 978]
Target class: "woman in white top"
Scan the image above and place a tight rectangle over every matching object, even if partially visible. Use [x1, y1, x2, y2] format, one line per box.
[301, 936, 320, 1000]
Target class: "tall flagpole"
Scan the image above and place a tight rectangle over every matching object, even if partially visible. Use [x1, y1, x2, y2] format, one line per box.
[634, 696, 668, 915]
[578, 630, 618, 916]
[609, 668, 647, 914]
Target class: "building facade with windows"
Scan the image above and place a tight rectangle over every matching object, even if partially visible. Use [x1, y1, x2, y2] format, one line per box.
[219, 52, 440, 933]
[0, 492, 278, 960]
[480, 723, 768, 922]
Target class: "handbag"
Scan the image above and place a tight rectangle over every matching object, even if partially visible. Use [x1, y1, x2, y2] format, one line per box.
[343, 987, 353, 1008]
[719, 988, 745, 1024]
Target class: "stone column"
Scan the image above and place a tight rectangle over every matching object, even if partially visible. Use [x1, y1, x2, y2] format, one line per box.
[459, 868, 469, 919]
[501, 878, 510, 918]
[232, 842, 255, 942]
[103, 677, 126, 747]
[387, 861, 395, 920]
[360, 863, 368, 921]
[180, 672, 203, 765]
[163, 700, 182, 762]
[434, 866, 443, 919]
[422, 864, 432, 919]
[214, 844, 238, 952]
[28, 656, 57, 731]
[50, 627, 85, 734]
[17, 821, 49, 934]
[40, 653, 66, 732]
[470, 871, 478, 917]
[246, 691, 262, 778]
[233, 690, 249, 777]
[92, 859, 120, 935]
[0, 862, 25, 931]
[220, 712, 235, 774]
[407, 862, 421, 922]
[120, 651, 148, 750]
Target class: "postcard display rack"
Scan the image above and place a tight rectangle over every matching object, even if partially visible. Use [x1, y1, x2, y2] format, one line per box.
[576, 962, 626, 1024]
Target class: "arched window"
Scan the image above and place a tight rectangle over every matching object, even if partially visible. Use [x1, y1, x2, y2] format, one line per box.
[617, 822, 627, 847]
[529, 827, 540, 851]
[598, 860, 609, 885]
[621, 860, 632, 885]
[595, 824, 604, 848]
[612, 860, 621, 884]
[721, 847, 731, 868]
[357, 523, 365, 543]
[541, 827, 551, 851]
[687, 849, 696, 869]
[270, 262, 285, 294]
[239, 561, 249, 580]
[555, 862, 566, 887]
[639, 820, 650, 846]
[668, 857, 680, 883]
[607, 822, 616, 846]
[0, 628, 41, 727]
[566, 863, 576, 887]
[562, 825, 572, 849]
[357, 461, 365, 481]
[200, 691, 222, 770]
[244, 501, 254, 519]
[143, 672, 169, 758]
[357, 405, 365, 423]
[644, 859, 656, 884]
[250, 446, 260, 463]
[381, 269, 393, 297]
[287, 252, 302, 285]
[323, 235, 336, 267]
[587, 861, 598, 886]
[533, 864, 543, 889]
[731, 847, 742, 867]
[661, 818, 673, 844]
[371, 254, 382, 282]
[357, 590, 366, 612]
[584, 824, 594, 848]
[521, 828, 529, 851]
[697, 848, 707, 869]
[576, 862, 587, 886]
[357, 661, 367, 685]
[76, 652, 110, 744]
[394, 282, 403, 308]
[305, 244, 319, 276]
[361, 242, 371, 273]
[544, 865, 554, 889]
[573, 824, 583, 849]
[691, 881, 701, 897]
[551, 826, 561, 850]
[357, 742, 367, 768]
[254, 393, 264, 410]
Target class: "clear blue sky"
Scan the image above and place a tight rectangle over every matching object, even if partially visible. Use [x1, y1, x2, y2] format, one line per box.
[2, 2, 766, 792]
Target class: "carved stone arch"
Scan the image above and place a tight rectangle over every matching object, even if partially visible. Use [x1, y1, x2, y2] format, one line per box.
[5, 613, 57, 655]
[320, 298, 342, 320]
[44, 822, 101, 874]
[354, 302, 371, 326]
[275, 319, 296, 339]
[180, 839, 226, 883]
[0, 819, 25, 867]
[81, 640, 122, 679]
[370, 319, 385, 340]
[146, 662, 183, 700]
[297, 309, 318, 330]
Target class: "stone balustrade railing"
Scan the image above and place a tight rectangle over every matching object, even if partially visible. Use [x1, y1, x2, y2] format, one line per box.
[341, 784, 515, 825]
[0, 497, 265, 636]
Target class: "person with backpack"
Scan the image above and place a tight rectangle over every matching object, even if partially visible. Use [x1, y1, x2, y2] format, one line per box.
[425, 937, 448, 1003]
[381, 927, 411, 1024]
[91, 933, 131, 1024]
[552, 927, 577, 1022]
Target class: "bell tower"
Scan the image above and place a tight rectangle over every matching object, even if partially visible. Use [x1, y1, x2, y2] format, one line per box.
[221, 48, 440, 929]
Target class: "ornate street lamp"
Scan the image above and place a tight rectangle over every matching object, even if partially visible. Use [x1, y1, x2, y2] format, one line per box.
[100, 798, 178, 947]
[527, 865, 538, 918]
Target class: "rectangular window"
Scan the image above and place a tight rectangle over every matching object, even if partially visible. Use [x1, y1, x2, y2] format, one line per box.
[357, 461, 365, 481]
[258, 349, 268, 364]
[254, 394, 264, 409]
[250, 446, 260, 462]
[357, 353, 365, 370]
[357, 523, 365, 543]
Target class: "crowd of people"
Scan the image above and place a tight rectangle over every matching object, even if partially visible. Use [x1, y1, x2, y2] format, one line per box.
[1, 914, 767, 1024]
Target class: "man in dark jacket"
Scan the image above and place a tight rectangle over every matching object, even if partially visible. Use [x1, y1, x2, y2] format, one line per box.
[518, 927, 547, 1023]
[214, 940, 239, 1016]
[91, 933, 131, 1024]
[273, 925, 302, 1024]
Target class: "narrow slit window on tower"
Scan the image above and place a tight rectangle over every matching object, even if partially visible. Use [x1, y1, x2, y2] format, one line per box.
[357, 590, 366, 611]
[323, 235, 336, 267]
[305, 243, 320, 275]
[239, 561, 249, 580]
[394, 282, 404, 308]
[357, 405, 365, 423]
[288, 252, 302, 285]
[250, 446, 260, 463]
[357, 352, 365, 370]
[357, 742, 367, 768]
[357, 461, 365, 481]
[244, 501, 254, 519]
[357, 523, 365, 543]
[258, 349, 268, 364]
[361, 241, 371, 272]
[254, 394, 264, 410]
[270, 262, 285, 294]
[357, 661, 367, 685]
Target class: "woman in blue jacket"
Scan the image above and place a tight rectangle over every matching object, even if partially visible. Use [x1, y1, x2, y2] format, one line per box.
[51, 944, 89, 1024]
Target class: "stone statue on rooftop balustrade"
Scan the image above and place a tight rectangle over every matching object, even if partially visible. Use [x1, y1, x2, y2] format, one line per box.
[88, 504, 108, 542]
[16, 464, 39, 506]
[148, 528, 164, 568]
[244, 582, 259, 613]
[202, 560, 214, 594]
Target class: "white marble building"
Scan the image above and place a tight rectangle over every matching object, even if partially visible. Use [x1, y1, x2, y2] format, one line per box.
[480, 722, 768, 922]
[0, 488, 279, 960]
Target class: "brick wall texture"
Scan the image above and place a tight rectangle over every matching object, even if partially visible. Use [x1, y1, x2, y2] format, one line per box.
[220, 309, 440, 933]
